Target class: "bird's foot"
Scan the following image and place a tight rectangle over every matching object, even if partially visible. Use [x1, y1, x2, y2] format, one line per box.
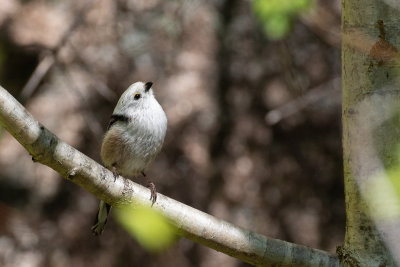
[142, 172, 157, 206]
[148, 181, 157, 206]
[112, 166, 119, 182]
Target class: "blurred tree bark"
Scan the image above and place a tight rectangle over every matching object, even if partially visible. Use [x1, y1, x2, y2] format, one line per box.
[341, 0, 400, 266]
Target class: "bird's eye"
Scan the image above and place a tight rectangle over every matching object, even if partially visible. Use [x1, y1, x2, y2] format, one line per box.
[134, 93, 141, 100]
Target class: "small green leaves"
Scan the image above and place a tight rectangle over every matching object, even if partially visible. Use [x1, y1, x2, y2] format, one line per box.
[115, 204, 177, 252]
[252, 0, 313, 40]
[363, 146, 400, 221]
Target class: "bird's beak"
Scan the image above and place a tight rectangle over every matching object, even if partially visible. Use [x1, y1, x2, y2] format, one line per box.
[145, 82, 153, 92]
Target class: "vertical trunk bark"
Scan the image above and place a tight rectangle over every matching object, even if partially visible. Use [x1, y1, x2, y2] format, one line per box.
[342, 0, 400, 266]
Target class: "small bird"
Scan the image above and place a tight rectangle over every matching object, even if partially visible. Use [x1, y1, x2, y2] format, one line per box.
[91, 81, 167, 235]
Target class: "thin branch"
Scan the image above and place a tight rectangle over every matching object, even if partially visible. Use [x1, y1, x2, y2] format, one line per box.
[60, 65, 104, 139]
[0, 85, 339, 267]
[20, 0, 97, 101]
[265, 77, 341, 125]
[67, 41, 117, 101]
[300, 5, 341, 48]
[20, 53, 55, 100]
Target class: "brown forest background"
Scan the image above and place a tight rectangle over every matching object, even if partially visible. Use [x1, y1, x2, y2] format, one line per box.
[0, 0, 342, 266]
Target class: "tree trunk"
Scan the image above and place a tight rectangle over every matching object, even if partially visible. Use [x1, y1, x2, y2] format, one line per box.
[341, 0, 400, 266]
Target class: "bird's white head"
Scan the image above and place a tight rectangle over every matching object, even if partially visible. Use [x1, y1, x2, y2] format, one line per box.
[113, 81, 157, 115]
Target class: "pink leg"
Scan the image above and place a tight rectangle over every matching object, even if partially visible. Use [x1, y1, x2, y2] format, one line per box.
[111, 164, 119, 181]
[142, 172, 157, 205]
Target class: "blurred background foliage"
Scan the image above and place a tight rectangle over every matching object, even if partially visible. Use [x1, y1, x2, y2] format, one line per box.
[0, 0, 342, 266]
[252, 0, 313, 39]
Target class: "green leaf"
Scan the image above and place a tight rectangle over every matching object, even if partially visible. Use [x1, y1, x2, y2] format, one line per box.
[363, 146, 400, 221]
[115, 204, 177, 252]
[363, 171, 400, 221]
[263, 15, 291, 40]
[252, 0, 313, 39]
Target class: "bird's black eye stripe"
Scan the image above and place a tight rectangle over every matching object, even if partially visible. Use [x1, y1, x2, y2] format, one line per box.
[134, 93, 141, 100]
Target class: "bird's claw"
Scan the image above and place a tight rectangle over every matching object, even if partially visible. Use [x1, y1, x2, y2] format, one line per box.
[148, 182, 157, 206]
[112, 166, 119, 182]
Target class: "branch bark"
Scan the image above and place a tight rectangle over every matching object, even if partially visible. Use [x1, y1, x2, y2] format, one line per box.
[0, 85, 338, 267]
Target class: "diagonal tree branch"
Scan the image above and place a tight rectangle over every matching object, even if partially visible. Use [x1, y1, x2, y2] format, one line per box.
[19, 0, 116, 102]
[0, 85, 339, 267]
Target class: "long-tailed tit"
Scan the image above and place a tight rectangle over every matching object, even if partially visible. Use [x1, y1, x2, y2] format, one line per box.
[91, 81, 167, 235]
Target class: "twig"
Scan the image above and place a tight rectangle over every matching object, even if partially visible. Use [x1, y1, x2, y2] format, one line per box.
[66, 41, 117, 101]
[300, 4, 341, 48]
[0, 85, 339, 267]
[265, 77, 341, 125]
[20, 0, 97, 101]
[20, 53, 55, 100]
[61, 65, 104, 138]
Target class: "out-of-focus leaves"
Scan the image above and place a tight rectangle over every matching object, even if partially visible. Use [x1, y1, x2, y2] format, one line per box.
[389, 168, 400, 199]
[363, 172, 400, 221]
[252, 0, 313, 39]
[386, 147, 400, 202]
[115, 204, 177, 252]
[363, 146, 400, 221]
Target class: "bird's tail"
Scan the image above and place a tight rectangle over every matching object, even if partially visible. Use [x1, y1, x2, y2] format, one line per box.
[91, 200, 111, 235]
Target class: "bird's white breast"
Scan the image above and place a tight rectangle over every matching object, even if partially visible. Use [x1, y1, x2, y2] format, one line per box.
[101, 97, 167, 177]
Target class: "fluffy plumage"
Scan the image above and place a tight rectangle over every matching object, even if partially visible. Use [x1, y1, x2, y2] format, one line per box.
[101, 82, 167, 176]
[91, 81, 167, 235]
